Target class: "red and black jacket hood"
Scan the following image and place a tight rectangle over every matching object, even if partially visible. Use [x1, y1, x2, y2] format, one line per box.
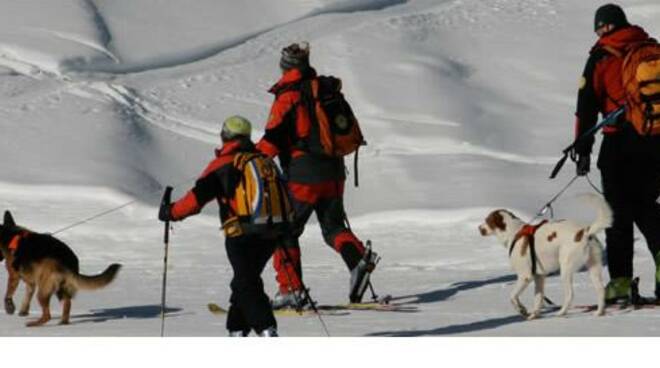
[269, 67, 317, 95]
[592, 25, 652, 54]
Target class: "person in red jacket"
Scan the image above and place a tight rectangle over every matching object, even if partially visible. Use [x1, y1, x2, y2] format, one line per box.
[257, 43, 378, 308]
[572, 4, 660, 303]
[159, 116, 278, 336]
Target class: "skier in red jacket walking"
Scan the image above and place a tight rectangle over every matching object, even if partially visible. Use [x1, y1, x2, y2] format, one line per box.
[257, 43, 378, 308]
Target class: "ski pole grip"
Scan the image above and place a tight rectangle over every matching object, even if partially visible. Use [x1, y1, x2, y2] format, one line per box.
[162, 186, 173, 243]
[162, 186, 173, 207]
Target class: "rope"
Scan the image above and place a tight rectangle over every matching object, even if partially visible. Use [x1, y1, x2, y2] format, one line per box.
[50, 175, 198, 236]
[51, 199, 142, 235]
[586, 174, 604, 195]
[531, 174, 579, 222]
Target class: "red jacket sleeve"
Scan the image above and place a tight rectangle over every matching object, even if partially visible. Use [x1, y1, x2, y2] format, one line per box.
[171, 191, 201, 221]
[169, 155, 233, 221]
[257, 92, 297, 157]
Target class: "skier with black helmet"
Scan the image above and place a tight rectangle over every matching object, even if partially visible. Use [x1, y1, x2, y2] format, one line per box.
[572, 3, 660, 304]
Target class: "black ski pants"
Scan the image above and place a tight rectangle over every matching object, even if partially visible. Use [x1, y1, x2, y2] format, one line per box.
[597, 127, 660, 282]
[225, 234, 276, 334]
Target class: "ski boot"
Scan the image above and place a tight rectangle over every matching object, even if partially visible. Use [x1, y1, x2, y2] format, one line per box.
[605, 277, 631, 305]
[349, 240, 380, 303]
[630, 277, 656, 305]
[271, 289, 308, 310]
[257, 326, 279, 337]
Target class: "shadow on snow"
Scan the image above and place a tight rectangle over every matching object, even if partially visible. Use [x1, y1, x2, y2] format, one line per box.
[389, 273, 517, 305]
[368, 273, 523, 336]
[72, 304, 183, 324]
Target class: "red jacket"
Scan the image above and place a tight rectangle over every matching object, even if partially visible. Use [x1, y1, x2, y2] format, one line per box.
[170, 140, 253, 222]
[574, 25, 651, 154]
[256, 68, 345, 185]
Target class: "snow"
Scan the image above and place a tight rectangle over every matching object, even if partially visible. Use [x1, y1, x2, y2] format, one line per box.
[0, 0, 659, 337]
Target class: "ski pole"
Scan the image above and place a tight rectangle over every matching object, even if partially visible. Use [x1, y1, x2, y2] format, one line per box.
[367, 281, 379, 302]
[278, 245, 330, 336]
[550, 107, 624, 179]
[160, 186, 173, 337]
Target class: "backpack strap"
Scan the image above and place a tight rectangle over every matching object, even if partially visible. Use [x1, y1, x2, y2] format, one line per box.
[231, 152, 260, 219]
[601, 45, 624, 59]
[299, 78, 325, 155]
[593, 46, 627, 111]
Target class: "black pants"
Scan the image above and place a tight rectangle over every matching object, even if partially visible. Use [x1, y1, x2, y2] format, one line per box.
[225, 235, 276, 333]
[597, 127, 660, 281]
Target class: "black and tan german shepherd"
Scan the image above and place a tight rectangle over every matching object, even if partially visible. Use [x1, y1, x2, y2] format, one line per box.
[0, 210, 121, 327]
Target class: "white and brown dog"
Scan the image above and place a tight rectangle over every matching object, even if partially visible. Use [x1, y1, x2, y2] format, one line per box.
[479, 194, 611, 319]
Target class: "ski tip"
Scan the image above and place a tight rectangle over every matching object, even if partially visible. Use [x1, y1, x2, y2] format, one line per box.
[207, 303, 228, 314]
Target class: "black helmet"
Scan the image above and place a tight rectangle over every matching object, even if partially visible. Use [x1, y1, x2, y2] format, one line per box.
[594, 4, 629, 31]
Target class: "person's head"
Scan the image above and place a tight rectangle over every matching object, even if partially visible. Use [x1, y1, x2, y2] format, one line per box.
[280, 42, 310, 73]
[220, 115, 252, 143]
[594, 4, 629, 37]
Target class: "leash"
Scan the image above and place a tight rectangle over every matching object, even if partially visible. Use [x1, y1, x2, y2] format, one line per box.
[49, 175, 198, 236]
[549, 107, 624, 179]
[531, 174, 579, 222]
[585, 174, 604, 195]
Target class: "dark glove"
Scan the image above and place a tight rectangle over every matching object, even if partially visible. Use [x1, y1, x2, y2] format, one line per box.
[158, 202, 173, 222]
[576, 154, 590, 176]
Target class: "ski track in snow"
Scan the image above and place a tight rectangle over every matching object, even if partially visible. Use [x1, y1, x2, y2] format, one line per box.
[0, 0, 412, 146]
[0, 0, 540, 161]
[70, 0, 409, 75]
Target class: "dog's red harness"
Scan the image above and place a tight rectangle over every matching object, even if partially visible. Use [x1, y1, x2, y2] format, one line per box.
[8, 231, 29, 253]
[509, 220, 548, 275]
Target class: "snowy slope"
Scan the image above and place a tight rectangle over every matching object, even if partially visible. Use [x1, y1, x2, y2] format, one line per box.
[0, 0, 659, 336]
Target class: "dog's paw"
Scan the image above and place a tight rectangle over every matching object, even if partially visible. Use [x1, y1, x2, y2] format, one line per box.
[593, 309, 605, 317]
[4, 298, 15, 315]
[555, 309, 568, 317]
[527, 311, 541, 320]
[26, 318, 49, 327]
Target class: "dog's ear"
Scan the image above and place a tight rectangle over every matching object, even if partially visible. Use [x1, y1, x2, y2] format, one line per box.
[3, 211, 15, 228]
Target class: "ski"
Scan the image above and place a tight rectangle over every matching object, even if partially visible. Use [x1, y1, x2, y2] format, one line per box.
[317, 301, 418, 313]
[572, 302, 658, 313]
[207, 303, 348, 317]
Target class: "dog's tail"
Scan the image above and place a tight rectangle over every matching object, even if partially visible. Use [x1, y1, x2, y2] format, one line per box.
[581, 193, 613, 236]
[73, 264, 121, 290]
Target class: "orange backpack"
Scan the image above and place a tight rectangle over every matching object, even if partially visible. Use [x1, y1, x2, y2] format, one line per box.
[300, 76, 366, 157]
[621, 41, 660, 135]
[222, 153, 293, 238]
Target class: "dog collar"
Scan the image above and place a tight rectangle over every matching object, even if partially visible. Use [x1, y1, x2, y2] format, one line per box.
[8, 231, 29, 253]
